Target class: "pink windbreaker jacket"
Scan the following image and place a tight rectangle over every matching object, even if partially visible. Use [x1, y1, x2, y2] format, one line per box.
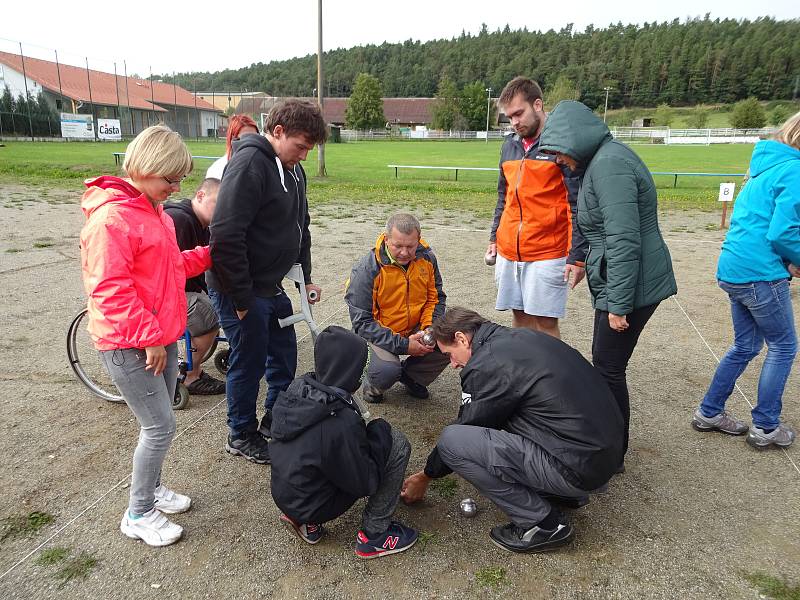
[80, 176, 211, 351]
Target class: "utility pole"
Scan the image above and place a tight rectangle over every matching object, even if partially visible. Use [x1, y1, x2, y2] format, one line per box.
[485, 87, 493, 143]
[316, 0, 327, 177]
[603, 86, 612, 123]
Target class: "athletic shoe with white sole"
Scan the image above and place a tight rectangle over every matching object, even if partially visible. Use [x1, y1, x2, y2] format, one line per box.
[280, 514, 325, 544]
[120, 508, 183, 547]
[746, 424, 796, 449]
[691, 409, 749, 435]
[153, 484, 192, 514]
[355, 521, 418, 559]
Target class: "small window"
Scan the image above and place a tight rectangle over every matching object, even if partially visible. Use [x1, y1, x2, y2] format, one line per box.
[56, 99, 63, 110]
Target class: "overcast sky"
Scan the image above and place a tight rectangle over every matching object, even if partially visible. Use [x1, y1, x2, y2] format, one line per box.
[2, 0, 797, 76]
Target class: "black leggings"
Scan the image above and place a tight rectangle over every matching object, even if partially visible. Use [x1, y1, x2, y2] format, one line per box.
[592, 303, 659, 458]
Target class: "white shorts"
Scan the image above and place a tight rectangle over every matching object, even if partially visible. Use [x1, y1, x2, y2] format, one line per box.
[494, 255, 568, 318]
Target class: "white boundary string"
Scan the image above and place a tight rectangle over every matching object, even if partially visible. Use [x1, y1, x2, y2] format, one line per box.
[0, 397, 228, 581]
[0, 298, 351, 580]
[671, 295, 800, 476]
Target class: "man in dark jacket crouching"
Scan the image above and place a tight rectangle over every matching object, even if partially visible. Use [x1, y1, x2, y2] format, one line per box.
[401, 307, 623, 553]
[270, 325, 418, 559]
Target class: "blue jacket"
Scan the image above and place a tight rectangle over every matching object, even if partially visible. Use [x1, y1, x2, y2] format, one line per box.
[718, 140, 800, 283]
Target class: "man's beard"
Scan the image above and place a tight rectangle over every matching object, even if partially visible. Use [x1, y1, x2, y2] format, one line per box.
[517, 113, 540, 138]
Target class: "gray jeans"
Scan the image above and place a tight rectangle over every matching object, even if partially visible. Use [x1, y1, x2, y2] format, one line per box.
[437, 424, 587, 528]
[367, 343, 449, 392]
[361, 427, 411, 536]
[99, 344, 178, 515]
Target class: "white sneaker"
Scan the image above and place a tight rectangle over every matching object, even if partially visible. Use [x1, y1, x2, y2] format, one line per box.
[120, 508, 183, 547]
[154, 484, 192, 514]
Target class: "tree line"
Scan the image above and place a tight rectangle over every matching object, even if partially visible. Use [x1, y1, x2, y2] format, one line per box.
[170, 16, 799, 110]
[0, 87, 60, 137]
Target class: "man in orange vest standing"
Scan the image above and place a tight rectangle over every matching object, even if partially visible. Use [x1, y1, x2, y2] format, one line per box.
[486, 77, 587, 339]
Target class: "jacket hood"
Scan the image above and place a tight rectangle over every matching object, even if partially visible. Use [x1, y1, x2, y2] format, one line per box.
[748, 140, 800, 178]
[81, 175, 152, 218]
[538, 100, 612, 165]
[270, 374, 359, 442]
[374, 232, 431, 266]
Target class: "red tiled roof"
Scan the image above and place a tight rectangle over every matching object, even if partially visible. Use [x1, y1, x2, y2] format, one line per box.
[0, 51, 218, 113]
[320, 98, 432, 124]
[236, 95, 433, 125]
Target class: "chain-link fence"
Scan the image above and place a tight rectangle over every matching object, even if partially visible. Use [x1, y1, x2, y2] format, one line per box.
[0, 37, 244, 141]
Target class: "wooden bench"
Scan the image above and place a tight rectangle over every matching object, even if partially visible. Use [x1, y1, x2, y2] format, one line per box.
[113, 152, 221, 166]
[388, 164, 746, 188]
[388, 164, 498, 181]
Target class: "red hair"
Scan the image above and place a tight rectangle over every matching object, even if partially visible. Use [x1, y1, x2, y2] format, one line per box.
[226, 114, 259, 158]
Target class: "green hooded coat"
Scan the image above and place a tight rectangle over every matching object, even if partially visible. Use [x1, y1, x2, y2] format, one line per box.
[539, 101, 677, 314]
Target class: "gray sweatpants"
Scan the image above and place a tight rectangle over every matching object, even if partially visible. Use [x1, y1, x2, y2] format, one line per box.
[361, 427, 411, 536]
[437, 424, 587, 528]
[367, 343, 449, 392]
[99, 344, 178, 515]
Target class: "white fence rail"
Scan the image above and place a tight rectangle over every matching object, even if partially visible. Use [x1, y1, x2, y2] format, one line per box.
[610, 127, 775, 144]
[340, 126, 775, 144]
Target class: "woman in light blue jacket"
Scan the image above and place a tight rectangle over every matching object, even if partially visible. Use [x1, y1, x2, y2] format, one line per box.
[692, 111, 800, 449]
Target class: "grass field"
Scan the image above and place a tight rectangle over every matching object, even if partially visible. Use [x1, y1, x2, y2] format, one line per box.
[0, 139, 755, 216]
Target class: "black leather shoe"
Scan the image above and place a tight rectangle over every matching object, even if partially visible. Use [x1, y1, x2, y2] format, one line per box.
[399, 372, 429, 399]
[489, 520, 574, 553]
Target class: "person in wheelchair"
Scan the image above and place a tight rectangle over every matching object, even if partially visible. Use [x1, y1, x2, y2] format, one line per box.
[165, 178, 226, 395]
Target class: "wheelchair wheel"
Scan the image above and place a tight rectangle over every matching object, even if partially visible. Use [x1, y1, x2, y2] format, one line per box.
[67, 309, 124, 403]
[213, 348, 230, 374]
[172, 383, 190, 410]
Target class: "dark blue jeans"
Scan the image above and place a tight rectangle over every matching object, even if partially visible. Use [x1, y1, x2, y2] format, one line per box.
[209, 287, 297, 436]
[700, 279, 797, 430]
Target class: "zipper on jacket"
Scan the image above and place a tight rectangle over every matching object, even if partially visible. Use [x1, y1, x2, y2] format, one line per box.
[513, 143, 527, 262]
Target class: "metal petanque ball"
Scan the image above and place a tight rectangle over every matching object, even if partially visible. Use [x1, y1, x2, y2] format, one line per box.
[459, 498, 478, 518]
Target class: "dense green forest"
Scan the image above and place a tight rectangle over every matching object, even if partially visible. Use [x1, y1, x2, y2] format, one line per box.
[170, 16, 799, 109]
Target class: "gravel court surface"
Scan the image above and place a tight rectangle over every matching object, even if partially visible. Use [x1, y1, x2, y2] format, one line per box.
[0, 193, 797, 599]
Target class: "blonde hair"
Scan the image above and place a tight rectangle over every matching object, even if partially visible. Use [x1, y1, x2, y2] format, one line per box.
[775, 110, 800, 150]
[123, 124, 193, 180]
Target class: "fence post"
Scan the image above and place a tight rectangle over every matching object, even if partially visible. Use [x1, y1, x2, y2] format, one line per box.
[18, 43, 35, 141]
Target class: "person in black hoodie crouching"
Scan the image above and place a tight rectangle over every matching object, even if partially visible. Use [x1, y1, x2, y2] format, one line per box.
[270, 326, 419, 559]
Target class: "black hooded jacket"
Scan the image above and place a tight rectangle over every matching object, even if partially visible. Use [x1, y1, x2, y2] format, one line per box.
[164, 198, 208, 293]
[424, 322, 624, 491]
[207, 134, 312, 311]
[270, 374, 393, 524]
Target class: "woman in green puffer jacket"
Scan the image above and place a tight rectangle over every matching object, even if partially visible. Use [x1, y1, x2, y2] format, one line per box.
[539, 101, 677, 467]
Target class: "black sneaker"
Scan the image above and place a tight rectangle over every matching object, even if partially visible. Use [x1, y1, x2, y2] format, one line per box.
[185, 371, 226, 396]
[280, 514, 325, 545]
[489, 519, 574, 553]
[355, 521, 418, 559]
[258, 410, 273, 439]
[361, 382, 384, 404]
[399, 371, 429, 399]
[225, 432, 270, 464]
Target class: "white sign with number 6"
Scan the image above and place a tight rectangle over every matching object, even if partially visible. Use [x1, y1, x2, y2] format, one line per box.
[718, 182, 736, 202]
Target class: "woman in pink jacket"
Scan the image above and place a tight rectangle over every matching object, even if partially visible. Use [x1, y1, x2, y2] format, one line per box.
[80, 125, 211, 547]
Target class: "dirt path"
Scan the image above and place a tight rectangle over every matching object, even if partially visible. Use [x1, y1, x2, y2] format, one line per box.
[0, 192, 797, 599]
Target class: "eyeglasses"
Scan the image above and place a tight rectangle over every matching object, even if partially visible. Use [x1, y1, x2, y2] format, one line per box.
[162, 175, 186, 186]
